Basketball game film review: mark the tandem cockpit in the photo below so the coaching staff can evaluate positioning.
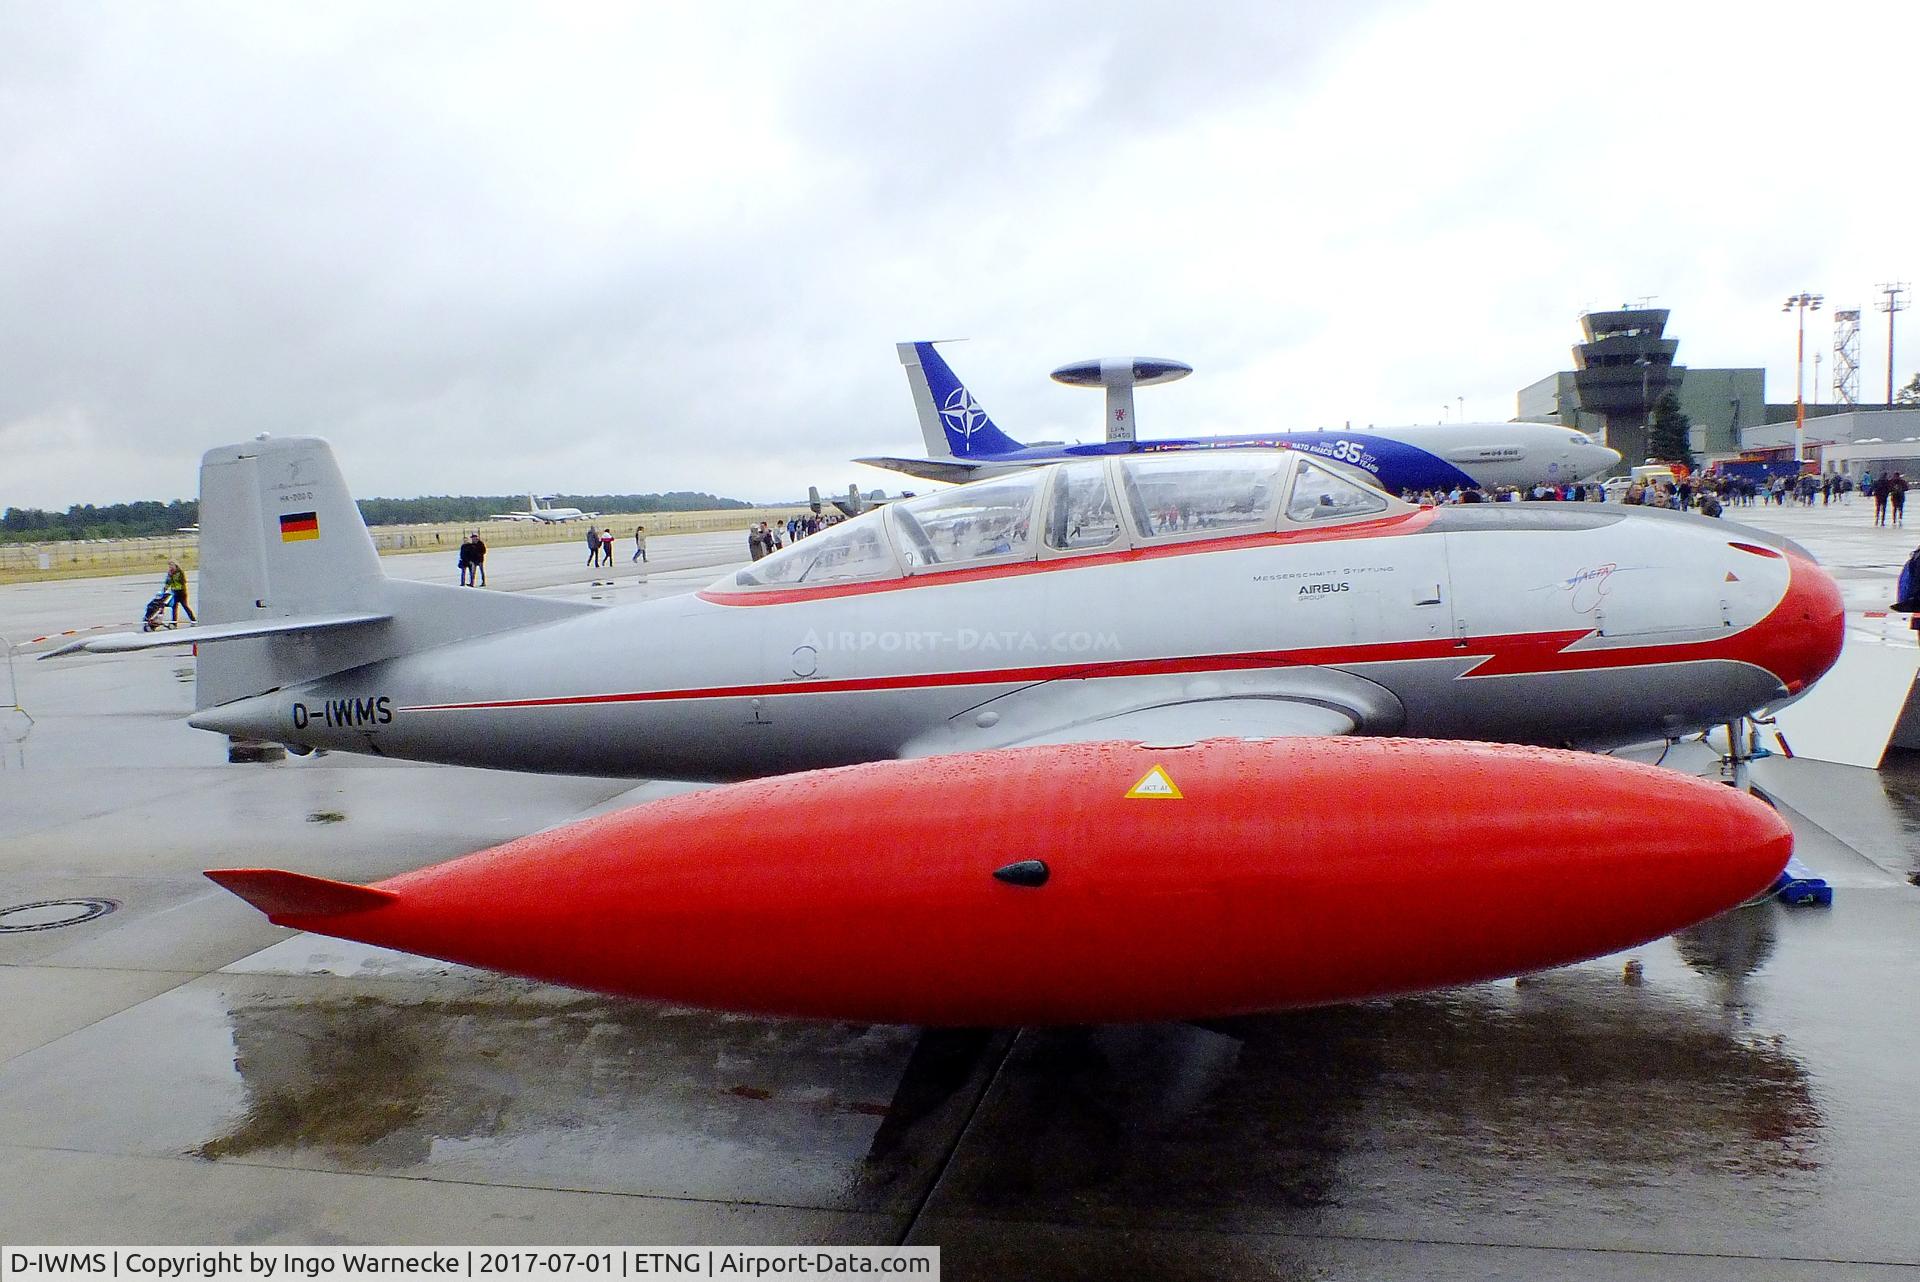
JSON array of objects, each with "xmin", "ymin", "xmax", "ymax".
[{"xmin": 711, "ymin": 449, "xmax": 1417, "ymax": 595}]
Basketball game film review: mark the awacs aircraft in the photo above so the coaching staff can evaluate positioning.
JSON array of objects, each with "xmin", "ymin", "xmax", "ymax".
[
  {"xmin": 857, "ymin": 341, "xmax": 1622, "ymax": 494},
  {"xmin": 55, "ymin": 436, "xmax": 1839, "ymax": 1026},
  {"xmin": 489, "ymin": 494, "xmax": 597, "ymax": 523}
]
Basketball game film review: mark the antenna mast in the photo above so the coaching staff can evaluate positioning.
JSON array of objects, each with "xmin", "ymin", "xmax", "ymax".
[{"xmin": 1832, "ymin": 309, "xmax": 1861, "ymax": 408}]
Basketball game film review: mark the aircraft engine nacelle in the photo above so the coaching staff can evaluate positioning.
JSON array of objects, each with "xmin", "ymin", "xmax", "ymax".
[{"xmin": 210, "ymin": 737, "xmax": 1789, "ymax": 1026}]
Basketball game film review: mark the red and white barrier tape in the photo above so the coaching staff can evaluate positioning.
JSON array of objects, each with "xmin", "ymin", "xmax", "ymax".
[{"xmin": 21, "ymin": 624, "xmax": 117, "ymax": 646}]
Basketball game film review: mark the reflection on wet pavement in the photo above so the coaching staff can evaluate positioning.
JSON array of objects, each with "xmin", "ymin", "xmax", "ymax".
[
  {"xmin": 929, "ymin": 971, "xmax": 1823, "ymax": 1239},
  {"xmin": 1874, "ymin": 749, "xmax": 1920, "ymax": 881},
  {"xmin": 195, "ymin": 981, "xmax": 1005, "ymax": 1215},
  {"xmin": 1673, "ymin": 901, "xmax": 1780, "ymax": 1012}
]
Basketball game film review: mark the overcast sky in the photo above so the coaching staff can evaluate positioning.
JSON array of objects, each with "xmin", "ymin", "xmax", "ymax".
[{"xmin": 4, "ymin": 0, "xmax": 1917, "ymax": 507}]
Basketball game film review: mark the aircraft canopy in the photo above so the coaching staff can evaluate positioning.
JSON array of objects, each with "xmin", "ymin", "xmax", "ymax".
[{"xmin": 720, "ymin": 449, "xmax": 1406, "ymax": 593}]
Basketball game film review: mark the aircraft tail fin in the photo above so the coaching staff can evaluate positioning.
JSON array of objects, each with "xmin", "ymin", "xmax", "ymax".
[
  {"xmin": 206, "ymin": 868, "xmax": 397, "ymax": 920},
  {"xmin": 896, "ymin": 341, "xmax": 1025, "ymax": 459},
  {"xmin": 188, "ymin": 436, "xmax": 591, "ymax": 710}
]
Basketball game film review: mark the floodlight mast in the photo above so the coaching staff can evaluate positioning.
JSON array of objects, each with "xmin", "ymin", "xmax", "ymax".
[
  {"xmin": 1878, "ymin": 283, "xmax": 1909, "ymax": 405},
  {"xmin": 1784, "ymin": 292, "xmax": 1824, "ymax": 463}
]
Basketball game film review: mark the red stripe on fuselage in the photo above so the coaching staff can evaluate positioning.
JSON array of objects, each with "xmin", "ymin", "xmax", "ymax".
[
  {"xmin": 697, "ymin": 508, "xmax": 1439, "ymax": 607},
  {"xmin": 398, "ymin": 622, "xmax": 1785, "ymax": 714}
]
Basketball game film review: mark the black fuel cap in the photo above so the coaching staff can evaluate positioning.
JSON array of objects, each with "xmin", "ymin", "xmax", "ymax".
[{"xmin": 992, "ymin": 860, "xmax": 1049, "ymax": 888}]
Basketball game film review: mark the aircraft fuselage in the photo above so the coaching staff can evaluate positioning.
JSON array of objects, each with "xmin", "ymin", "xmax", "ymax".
[{"xmin": 195, "ymin": 503, "xmax": 1841, "ymax": 779}]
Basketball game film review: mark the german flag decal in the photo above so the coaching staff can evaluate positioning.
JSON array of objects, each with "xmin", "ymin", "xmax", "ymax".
[{"xmin": 279, "ymin": 511, "xmax": 319, "ymax": 542}]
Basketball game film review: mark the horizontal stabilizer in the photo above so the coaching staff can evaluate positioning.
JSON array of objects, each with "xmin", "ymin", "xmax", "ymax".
[
  {"xmin": 205, "ymin": 868, "xmax": 398, "ymax": 919},
  {"xmin": 854, "ymin": 455, "xmax": 993, "ymax": 485},
  {"xmin": 43, "ymin": 610, "xmax": 392, "ymax": 659}
]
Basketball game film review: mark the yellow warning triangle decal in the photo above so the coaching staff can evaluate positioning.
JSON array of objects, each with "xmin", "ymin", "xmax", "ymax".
[
  {"xmin": 1125, "ymin": 764, "xmax": 1184, "ymax": 800},
  {"xmin": 1725, "ymin": 571, "xmax": 1740, "ymax": 582}
]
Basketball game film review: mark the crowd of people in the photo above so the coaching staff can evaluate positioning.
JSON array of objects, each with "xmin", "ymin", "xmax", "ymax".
[
  {"xmin": 582, "ymin": 524, "xmax": 650, "ymax": 568},
  {"xmin": 1724, "ymin": 473, "xmax": 1856, "ymax": 508},
  {"xmin": 1397, "ymin": 469, "xmax": 1911, "ymax": 524},
  {"xmin": 1400, "ymin": 479, "xmax": 1730, "ymax": 514},
  {"xmin": 1401, "ymin": 482, "xmax": 1611, "ymax": 506},
  {"xmin": 747, "ymin": 512, "xmax": 844, "ymax": 560}
]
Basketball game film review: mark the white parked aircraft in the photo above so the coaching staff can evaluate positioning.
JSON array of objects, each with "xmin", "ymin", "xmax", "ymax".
[{"xmin": 490, "ymin": 494, "xmax": 596, "ymax": 523}]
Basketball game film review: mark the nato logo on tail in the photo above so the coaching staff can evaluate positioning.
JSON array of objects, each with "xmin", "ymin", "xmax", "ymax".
[
  {"xmin": 909, "ymin": 342, "xmax": 1024, "ymax": 458},
  {"xmin": 941, "ymin": 387, "xmax": 991, "ymax": 443}
]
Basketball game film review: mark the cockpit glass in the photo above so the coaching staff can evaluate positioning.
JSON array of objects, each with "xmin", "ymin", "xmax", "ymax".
[
  {"xmin": 731, "ymin": 513, "xmax": 895, "ymax": 588},
  {"xmin": 890, "ymin": 472, "xmax": 1043, "ymax": 570},
  {"xmin": 1286, "ymin": 459, "xmax": 1389, "ymax": 522},
  {"xmin": 1043, "ymin": 461, "xmax": 1123, "ymax": 552},
  {"xmin": 1117, "ymin": 452, "xmax": 1286, "ymax": 538}
]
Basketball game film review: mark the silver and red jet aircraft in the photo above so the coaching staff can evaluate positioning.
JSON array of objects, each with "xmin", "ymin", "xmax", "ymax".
[{"xmin": 56, "ymin": 436, "xmax": 1843, "ymax": 1025}]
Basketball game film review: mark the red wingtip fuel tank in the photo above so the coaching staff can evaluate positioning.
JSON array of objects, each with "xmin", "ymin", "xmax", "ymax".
[{"xmin": 209, "ymin": 739, "xmax": 1792, "ymax": 1026}]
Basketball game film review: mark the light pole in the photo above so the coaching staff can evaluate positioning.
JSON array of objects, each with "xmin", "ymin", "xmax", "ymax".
[
  {"xmin": 1784, "ymin": 292, "xmax": 1824, "ymax": 463},
  {"xmin": 1636, "ymin": 355, "xmax": 1653, "ymax": 464}
]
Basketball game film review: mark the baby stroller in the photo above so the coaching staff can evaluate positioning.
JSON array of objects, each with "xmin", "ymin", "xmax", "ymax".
[{"xmin": 141, "ymin": 589, "xmax": 172, "ymax": 632}]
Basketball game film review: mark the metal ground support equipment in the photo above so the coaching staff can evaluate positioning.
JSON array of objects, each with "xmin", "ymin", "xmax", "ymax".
[{"xmin": 0, "ymin": 634, "xmax": 34, "ymax": 766}]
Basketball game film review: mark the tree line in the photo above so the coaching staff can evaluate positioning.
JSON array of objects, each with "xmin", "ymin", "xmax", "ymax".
[{"xmin": 0, "ymin": 493, "xmax": 756, "ymax": 543}]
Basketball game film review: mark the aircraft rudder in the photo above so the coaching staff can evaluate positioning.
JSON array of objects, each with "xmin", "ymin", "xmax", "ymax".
[
  {"xmin": 197, "ymin": 435, "xmax": 384, "ymax": 624},
  {"xmin": 898, "ymin": 340, "xmax": 1024, "ymax": 458},
  {"xmin": 194, "ymin": 435, "xmax": 386, "ymax": 708}
]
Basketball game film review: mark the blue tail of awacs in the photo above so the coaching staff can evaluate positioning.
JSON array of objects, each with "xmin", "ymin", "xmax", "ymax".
[
  {"xmin": 855, "ymin": 343, "xmax": 1034, "ymax": 483},
  {"xmin": 904, "ymin": 341, "xmax": 1026, "ymax": 457}
]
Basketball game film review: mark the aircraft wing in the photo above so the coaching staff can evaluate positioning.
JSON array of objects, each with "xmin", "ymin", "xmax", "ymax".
[
  {"xmin": 897, "ymin": 670, "xmax": 1392, "ymax": 759},
  {"xmin": 996, "ymin": 698, "xmax": 1357, "ymax": 747}
]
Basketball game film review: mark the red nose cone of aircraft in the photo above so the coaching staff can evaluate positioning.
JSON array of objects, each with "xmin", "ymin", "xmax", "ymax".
[
  {"xmin": 1759, "ymin": 551, "xmax": 1846, "ymax": 699},
  {"xmin": 209, "ymin": 739, "xmax": 1792, "ymax": 1026}
]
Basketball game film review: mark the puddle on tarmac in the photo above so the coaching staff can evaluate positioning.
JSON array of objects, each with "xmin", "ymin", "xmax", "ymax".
[
  {"xmin": 195, "ymin": 985, "xmax": 1001, "ymax": 1212},
  {"xmin": 935, "ymin": 966, "xmax": 1824, "ymax": 1233},
  {"xmin": 1875, "ymin": 748, "xmax": 1920, "ymax": 881}
]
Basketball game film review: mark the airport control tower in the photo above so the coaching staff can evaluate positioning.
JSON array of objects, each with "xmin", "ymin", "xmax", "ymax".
[{"xmin": 1571, "ymin": 308, "xmax": 1684, "ymax": 469}]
